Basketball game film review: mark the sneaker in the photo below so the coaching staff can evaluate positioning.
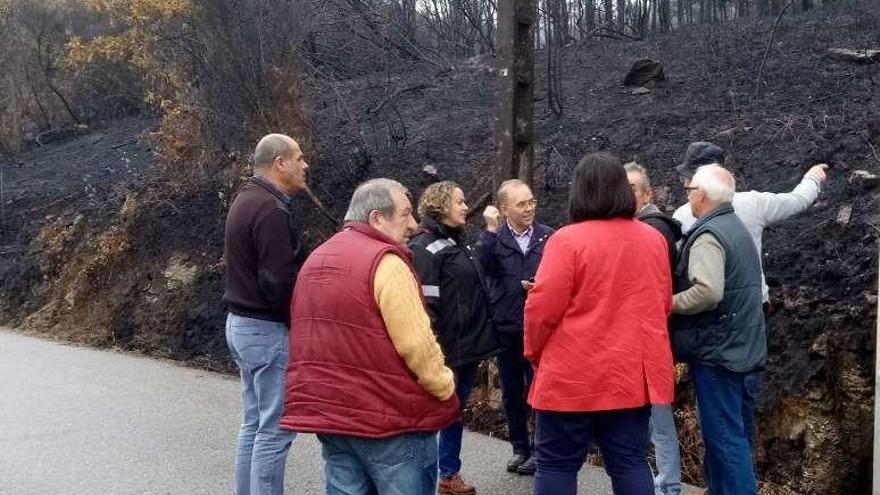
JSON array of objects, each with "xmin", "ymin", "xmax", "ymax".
[{"xmin": 438, "ymin": 474, "xmax": 477, "ymax": 495}]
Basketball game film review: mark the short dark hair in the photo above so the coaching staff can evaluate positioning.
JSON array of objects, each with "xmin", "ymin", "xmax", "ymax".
[{"xmin": 568, "ymin": 152, "xmax": 637, "ymax": 222}]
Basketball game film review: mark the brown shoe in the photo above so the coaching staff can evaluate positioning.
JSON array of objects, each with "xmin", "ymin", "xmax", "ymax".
[{"xmin": 438, "ymin": 474, "xmax": 476, "ymax": 495}]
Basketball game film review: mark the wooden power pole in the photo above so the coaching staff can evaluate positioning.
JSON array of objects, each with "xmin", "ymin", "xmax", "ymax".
[
  {"xmin": 874, "ymin": 248, "xmax": 880, "ymax": 494},
  {"xmin": 494, "ymin": 0, "xmax": 537, "ymax": 191}
]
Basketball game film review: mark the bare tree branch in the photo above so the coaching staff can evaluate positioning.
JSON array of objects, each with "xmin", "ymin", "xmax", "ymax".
[{"xmin": 754, "ymin": 0, "xmax": 795, "ymax": 99}]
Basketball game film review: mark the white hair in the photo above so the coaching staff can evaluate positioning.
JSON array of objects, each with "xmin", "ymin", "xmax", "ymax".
[
  {"xmin": 344, "ymin": 178, "xmax": 409, "ymax": 222},
  {"xmin": 691, "ymin": 164, "xmax": 735, "ymax": 203}
]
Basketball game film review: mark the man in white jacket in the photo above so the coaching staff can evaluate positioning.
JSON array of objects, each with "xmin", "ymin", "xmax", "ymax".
[{"xmin": 673, "ymin": 141, "xmax": 829, "ymax": 306}]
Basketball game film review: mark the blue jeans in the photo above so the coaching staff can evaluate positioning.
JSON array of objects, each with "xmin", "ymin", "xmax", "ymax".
[
  {"xmin": 743, "ymin": 371, "xmax": 760, "ymax": 451},
  {"xmin": 226, "ymin": 313, "xmax": 295, "ymax": 495},
  {"xmin": 497, "ymin": 332, "xmax": 534, "ymax": 456},
  {"xmin": 438, "ymin": 363, "xmax": 478, "ymax": 477},
  {"xmin": 534, "ymin": 407, "xmax": 654, "ymax": 495},
  {"xmin": 649, "ymin": 404, "xmax": 682, "ymax": 495},
  {"xmin": 318, "ymin": 432, "xmax": 439, "ymax": 495},
  {"xmin": 690, "ymin": 363, "xmax": 760, "ymax": 495}
]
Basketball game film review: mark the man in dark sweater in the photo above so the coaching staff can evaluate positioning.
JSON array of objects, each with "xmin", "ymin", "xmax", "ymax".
[
  {"xmin": 223, "ymin": 133, "xmax": 309, "ymax": 495},
  {"xmin": 625, "ymin": 162, "xmax": 684, "ymax": 495}
]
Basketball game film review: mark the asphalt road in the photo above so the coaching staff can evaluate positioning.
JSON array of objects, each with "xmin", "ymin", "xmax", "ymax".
[{"xmin": 0, "ymin": 329, "xmax": 619, "ymax": 494}]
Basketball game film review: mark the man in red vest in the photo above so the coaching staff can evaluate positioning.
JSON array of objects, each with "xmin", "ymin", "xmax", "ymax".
[{"xmin": 281, "ymin": 178, "xmax": 460, "ymax": 494}]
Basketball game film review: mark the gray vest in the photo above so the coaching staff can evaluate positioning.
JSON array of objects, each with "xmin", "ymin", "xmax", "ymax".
[{"xmin": 670, "ymin": 203, "xmax": 767, "ymax": 372}]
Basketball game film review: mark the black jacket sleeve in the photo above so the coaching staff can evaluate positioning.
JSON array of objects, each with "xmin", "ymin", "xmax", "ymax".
[
  {"xmin": 409, "ymin": 244, "xmax": 443, "ymax": 333},
  {"xmin": 475, "ymin": 230, "xmax": 500, "ymax": 277},
  {"xmin": 642, "ymin": 216, "xmax": 679, "ymax": 269}
]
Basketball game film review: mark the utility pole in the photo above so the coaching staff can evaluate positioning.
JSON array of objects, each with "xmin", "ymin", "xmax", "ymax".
[
  {"xmin": 873, "ymin": 249, "xmax": 880, "ymax": 494},
  {"xmin": 493, "ymin": 0, "xmax": 537, "ymax": 191}
]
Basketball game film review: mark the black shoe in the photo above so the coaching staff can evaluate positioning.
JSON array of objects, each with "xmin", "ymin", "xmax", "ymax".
[
  {"xmin": 506, "ymin": 454, "xmax": 529, "ymax": 473},
  {"xmin": 516, "ymin": 455, "xmax": 536, "ymax": 475}
]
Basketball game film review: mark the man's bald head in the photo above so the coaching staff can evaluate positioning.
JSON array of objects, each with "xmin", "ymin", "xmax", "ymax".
[
  {"xmin": 254, "ymin": 134, "xmax": 297, "ymax": 170},
  {"xmin": 252, "ymin": 133, "xmax": 309, "ymax": 195},
  {"xmin": 497, "ymin": 179, "xmax": 537, "ymax": 232},
  {"xmin": 497, "ymin": 179, "xmax": 531, "ymax": 205}
]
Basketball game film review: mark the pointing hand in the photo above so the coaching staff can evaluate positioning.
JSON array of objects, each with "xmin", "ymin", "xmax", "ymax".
[{"xmin": 807, "ymin": 163, "xmax": 829, "ymax": 183}]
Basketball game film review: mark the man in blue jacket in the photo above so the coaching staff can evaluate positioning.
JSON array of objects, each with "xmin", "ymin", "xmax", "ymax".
[{"xmin": 477, "ymin": 179, "xmax": 554, "ymax": 475}]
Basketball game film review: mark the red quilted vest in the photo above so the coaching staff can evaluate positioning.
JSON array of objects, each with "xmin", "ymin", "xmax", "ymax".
[{"xmin": 280, "ymin": 222, "xmax": 460, "ymax": 438}]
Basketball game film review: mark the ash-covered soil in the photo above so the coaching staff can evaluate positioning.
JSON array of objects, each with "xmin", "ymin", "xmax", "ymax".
[{"xmin": 1, "ymin": 1, "xmax": 878, "ymax": 492}]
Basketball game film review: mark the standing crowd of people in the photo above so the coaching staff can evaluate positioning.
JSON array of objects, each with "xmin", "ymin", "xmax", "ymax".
[{"xmin": 222, "ymin": 133, "xmax": 829, "ymax": 495}]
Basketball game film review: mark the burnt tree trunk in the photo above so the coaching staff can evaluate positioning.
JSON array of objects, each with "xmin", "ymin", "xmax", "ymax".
[
  {"xmin": 586, "ymin": 0, "xmax": 597, "ymax": 30},
  {"xmin": 494, "ymin": 0, "xmax": 537, "ymax": 189},
  {"xmin": 660, "ymin": 0, "xmax": 671, "ymax": 31}
]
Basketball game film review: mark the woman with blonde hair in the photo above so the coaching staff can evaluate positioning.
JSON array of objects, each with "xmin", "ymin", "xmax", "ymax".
[{"xmin": 410, "ymin": 181, "xmax": 500, "ymax": 495}]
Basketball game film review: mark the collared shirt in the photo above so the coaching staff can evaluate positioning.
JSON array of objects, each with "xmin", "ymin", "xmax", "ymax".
[
  {"xmin": 253, "ymin": 175, "xmax": 292, "ymax": 207},
  {"xmin": 508, "ymin": 220, "xmax": 534, "ymax": 253}
]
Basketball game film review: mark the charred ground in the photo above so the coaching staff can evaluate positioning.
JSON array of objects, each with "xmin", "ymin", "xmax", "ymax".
[{"xmin": 1, "ymin": 1, "xmax": 878, "ymax": 493}]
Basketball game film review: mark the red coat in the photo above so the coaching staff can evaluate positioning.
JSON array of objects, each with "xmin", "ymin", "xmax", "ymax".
[
  {"xmin": 281, "ymin": 222, "xmax": 460, "ymax": 438},
  {"xmin": 524, "ymin": 218, "xmax": 674, "ymax": 412}
]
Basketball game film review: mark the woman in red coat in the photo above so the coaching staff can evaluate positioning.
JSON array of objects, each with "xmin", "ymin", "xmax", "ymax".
[{"xmin": 524, "ymin": 152, "xmax": 674, "ymax": 495}]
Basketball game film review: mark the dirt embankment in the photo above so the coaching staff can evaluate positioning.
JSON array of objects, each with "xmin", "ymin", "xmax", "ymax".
[{"xmin": 1, "ymin": 1, "xmax": 878, "ymax": 493}]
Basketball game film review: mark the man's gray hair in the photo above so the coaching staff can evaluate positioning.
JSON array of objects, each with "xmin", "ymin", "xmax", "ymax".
[
  {"xmin": 623, "ymin": 162, "xmax": 651, "ymax": 191},
  {"xmin": 497, "ymin": 179, "xmax": 530, "ymax": 205},
  {"xmin": 691, "ymin": 164, "xmax": 736, "ymax": 203},
  {"xmin": 253, "ymin": 134, "xmax": 295, "ymax": 169},
  {"xmin": 344, "ymin": 178, "xmax": 409, "ymax": 222}
]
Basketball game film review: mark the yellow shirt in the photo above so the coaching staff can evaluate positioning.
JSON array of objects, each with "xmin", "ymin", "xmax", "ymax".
[{"xmin": 372, "ymin": 254, "xmax": 455, "ymax": 401}]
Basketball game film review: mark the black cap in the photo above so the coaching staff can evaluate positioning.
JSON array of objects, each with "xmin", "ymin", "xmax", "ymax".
[{"xmin": 676, "ymin": 142, "xmax": 726, "ymax": 178}]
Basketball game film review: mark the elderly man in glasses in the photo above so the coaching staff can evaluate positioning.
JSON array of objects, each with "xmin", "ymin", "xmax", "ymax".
[{"xmin": 477, "ymin": 179, "xmax": 554, "ymax": 476}]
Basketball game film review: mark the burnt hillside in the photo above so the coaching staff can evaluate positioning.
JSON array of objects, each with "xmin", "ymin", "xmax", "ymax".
[{"xmin": 1, "ymin": 0, "xmax": 878, "ymax": 492}]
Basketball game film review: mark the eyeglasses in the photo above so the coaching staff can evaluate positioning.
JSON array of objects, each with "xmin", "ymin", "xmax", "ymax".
[
  {"xmin": 513, "ymin": 199, "xmax": 538, "ymax": 208},
  {"xmin": 684, "ymin": 186, "xmax": 700, "ymax": 192}
]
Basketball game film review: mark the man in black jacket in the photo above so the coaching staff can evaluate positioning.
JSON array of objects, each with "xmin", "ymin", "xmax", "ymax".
[
  {"xmin": 476, "ymin": 179, "xmax": 554, "ymax": 476},
  {"xmin": 626, "ymin": 162, "xmax": 681, "ymax": 266},
  {"xmin": 223, "ymin": 133, "xmax": 309, "ymax": 495},
  {"xmin": 625, "ymin": 162, "xmax": 683, "ymax": 495}
]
